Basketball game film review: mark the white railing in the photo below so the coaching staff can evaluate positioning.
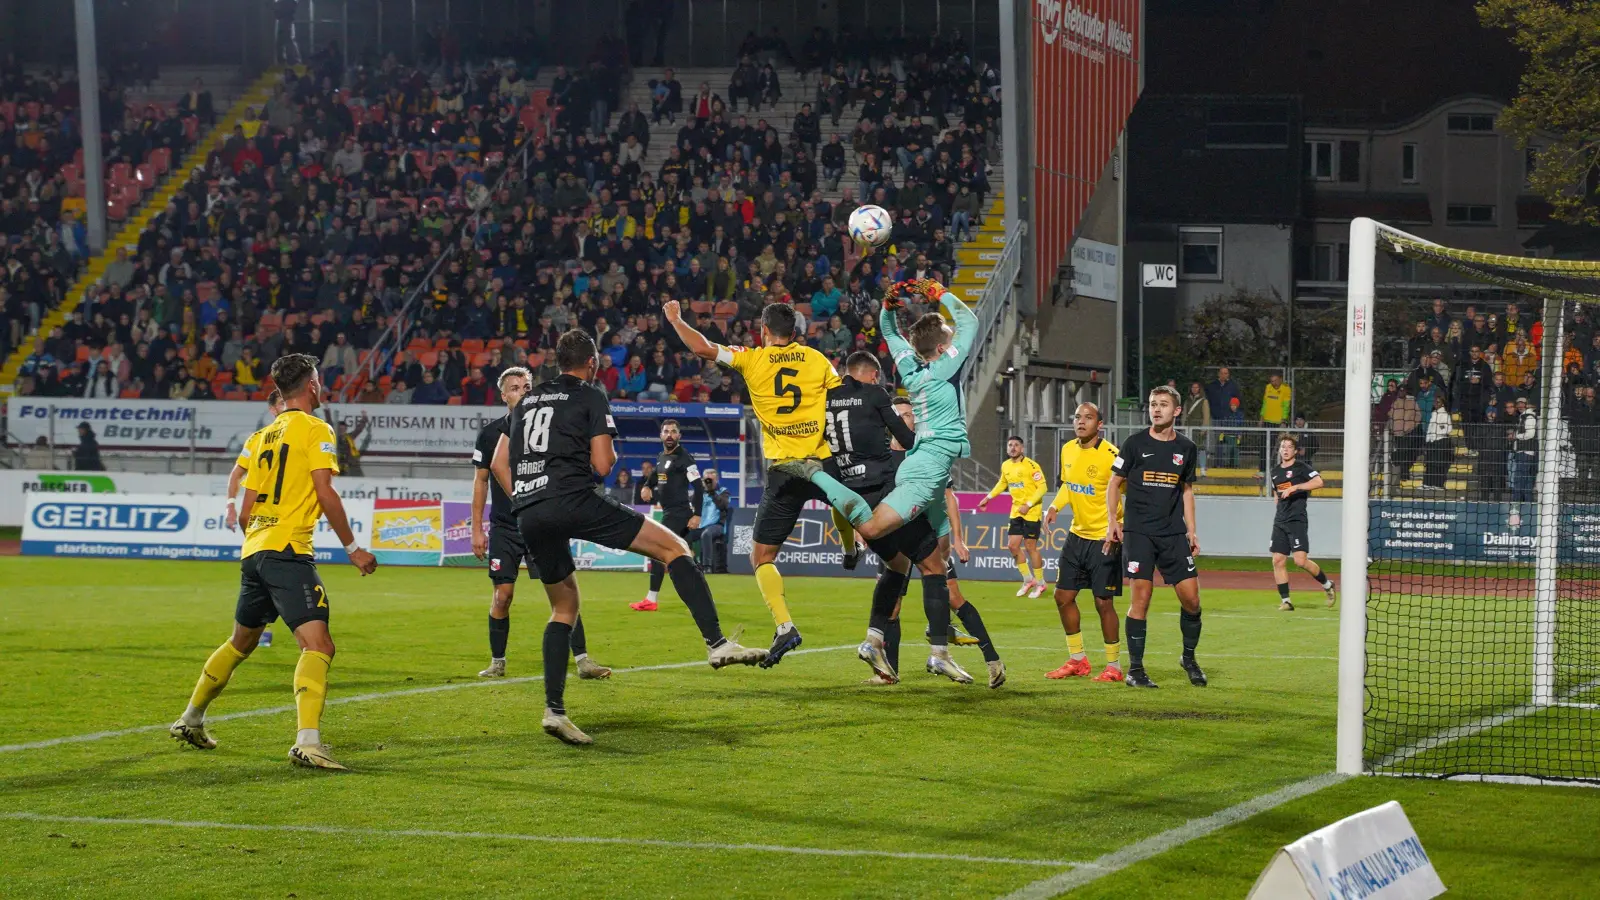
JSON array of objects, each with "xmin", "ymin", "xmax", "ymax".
[{"xmin": 961, "ymin": 222, "xmax": 1026, "ymax": 403}]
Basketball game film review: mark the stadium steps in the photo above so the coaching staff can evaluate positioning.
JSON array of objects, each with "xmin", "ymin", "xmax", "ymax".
[{"xmin": 0, "ymin": 68, "xmax": 281, "ymax": 393}]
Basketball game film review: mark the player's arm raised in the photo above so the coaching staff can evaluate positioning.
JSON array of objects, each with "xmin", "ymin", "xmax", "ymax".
[
  {"xmin": 313, "ymin": 470, "xmax": 376, "ymax": 575},
  {"xmin": 662, "ymin": 299, "xmax": 720, "ymax": 362}
]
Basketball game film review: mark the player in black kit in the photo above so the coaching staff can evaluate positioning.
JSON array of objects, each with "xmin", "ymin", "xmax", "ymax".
[
  {"xmin": 631, "ymin": 419, "xmax": 704, "ymax": 612},
  {"xmin": 1105, "ymin": 385, "xmax": 1206, "ymax": 689},
  {"xmin": 826, "ymin": 352, "xmax": 1005, "ymax": 688},
  {"xmin": 1268, "ymin": 434, "xmax": 1337, "ymax": 611},
  {"xmin": 471, "ymin": 367, "xmax": 610, "ymax": 680},
  {"xmin": 489, "ymin": 332, "xmax": 766, "ymax": 744}
]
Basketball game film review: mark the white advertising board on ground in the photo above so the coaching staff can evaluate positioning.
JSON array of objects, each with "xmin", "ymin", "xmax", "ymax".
[
  {"xmin": 0, "ymin": 470, "xmax": 474, "ymax": 527},
  {"xmin": 1248, "ymin": 801, "xmax": 1445, "ymax": 900}
]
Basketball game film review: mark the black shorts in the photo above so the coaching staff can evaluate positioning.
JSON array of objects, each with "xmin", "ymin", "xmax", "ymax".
[
  {"xmin": 854, "ymin": 482, "xmax": 940, "ymax": 565},
  {"xmin": 487, "ymin": 521, "xmax": 541, "ymax": 584},
  {"xmin": 1056, "ymin": 533, "xmax": 1122, "ymax": 597},
  {"xmin": 1123, "ymin": 532, "xmax": 1197, "ymax": 584},
  {"xmin": 1008, "ymin": 517, "xmax": 1041, "ymax": 540},
  {"xmin": 661, "ymin": 511, "xmax": 693, "ymax": 538},
  {"xmin": 517, "ymin": 490, "xmax": 646, "ymax": 584},
  {"xmin": 235, "ymin": 549, "xmax": 329, "ymax": 631},
  {"xmin": 753, "ymin": 465, "xmax": 827, "ymax": 547},
  {"xmin": 1270, "ymin": 522, "xmax": 1310, "ymax": 555}
]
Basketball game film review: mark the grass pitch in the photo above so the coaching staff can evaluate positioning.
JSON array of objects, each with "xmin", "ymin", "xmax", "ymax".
[{"xmin": 2, "ymin": 556, "xmax": 1597, "ymax": 899}]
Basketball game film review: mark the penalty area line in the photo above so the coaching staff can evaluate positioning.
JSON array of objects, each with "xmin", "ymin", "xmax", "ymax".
[
  {"xmin": 0, "ymin": 812, "xmax": 1079, "ymax": 869},
  {"xmin": 993, "ymin": 772, "xmax": 1350, "ymax": 900},
  {"xmin": 0, "ymin": 644, "xmax": 860, "ymax": 754}
]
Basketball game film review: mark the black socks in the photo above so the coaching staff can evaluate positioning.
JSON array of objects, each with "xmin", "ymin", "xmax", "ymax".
[
  {"xmin": 570, "ymin": 615, "xmax": 588, "ymax": 657},
  {"xmin": 885, "ymin": 618, "xmax": 901, "ymax": 674},
  {"xmin": 922, "ymin": 573, "xmax": 951, "ymax": 647},
  {"xmin": 1126, "ymin": 615, "xmax": 1147, "ymax": 671},
  {"xmin": 870, "ymin": 568, "xmax": 907, "ymax": 632},
  {"xmin": 649, "ymin": 559, "xmax": 667, "ymax": 592},
  {"xmin": 954, "ymin": 603, "xmax": 999, "ymax": 663},
  {"xmin": 489, "ymin": 614, "xmax": 510, "ymax": 658},
  {"xmin": 1277, "ymin": 582, "xmax": 1291, "ymax": 600},
  {"xmin": 1180, "ymin": 609, "xmax": 1202, "ymax": 661},
  {"xmin": 543, "ymin": 621, "xmax": 573, "ymax": 714},
  {"xmin": 668, "ymin": 556, "xmax": 724, "ymax": 645}
]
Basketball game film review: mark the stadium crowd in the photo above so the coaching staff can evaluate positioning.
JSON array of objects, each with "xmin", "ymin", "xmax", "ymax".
[{"xmin": 4, "ymin": 28, "xmax": 1002, "ymax": 410}]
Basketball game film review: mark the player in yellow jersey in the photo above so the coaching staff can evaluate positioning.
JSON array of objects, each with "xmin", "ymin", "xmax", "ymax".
[
  {"xmin": 170, "ymin": 354, "xmax": 378, "ymax": 770},
  {"xmin": 666, "ymin": 297, "xmax": 856, "ymax": 667},
  {"xmin": 1042, "ymin": 402, "xmax": 1125, "ymax": 682},
  {"xmin": 979, "ymin": 436, "xmax": 1048, "ymax": 598},
  {"xmin": 224, "ymin": 389, "xmax": 285, "ymax": 646}
]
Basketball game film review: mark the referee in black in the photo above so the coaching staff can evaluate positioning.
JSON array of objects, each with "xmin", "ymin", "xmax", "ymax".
[
  {"xmin": 632, "ymin": 419, "xmax": 704, "ymax": 612},
  {"xmin": 1105, "ymin": 385, "xmax": 1207, "ymax": 689}
]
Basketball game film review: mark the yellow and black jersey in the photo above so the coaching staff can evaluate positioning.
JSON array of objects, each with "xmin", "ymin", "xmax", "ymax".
[
  {"xmin": 988, "ymin": 456, "xmax": 1047, "ymax": 521},
  {"xmin": 716, "ymin": 341, "xmax": 841, "ymax": 461},
  {"xmin": 242, "ymin": 410, "xmax": 340, "ymax": 557},
  {"xmin": 1050, "ymin": 438, "xmax": 1122, "ymax": 541},
  {"xmin": 235, "ymin": 425, "xmax": 268, "ymax": 471}
]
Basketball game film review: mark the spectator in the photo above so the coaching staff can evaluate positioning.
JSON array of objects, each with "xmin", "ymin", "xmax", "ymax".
[
  {"xmin": 1260, "ymin": 372, "xmax": 1291, "ymax": 427},
  {"xmin": 386, "ymin": 378, "xmax": 413, "ymax": 404},
  {"xmin": 1510, "ymin": 397, "xmax": 1538, "ymax": 502},
  {"xmin": 1453, "ymin": 345, "xmax": 1494, "ymax": 422},
  {"xmin": 1387, "ymin": 386, "xmax": 1423, "ymax": 488},
  {"xmin": 73, "ymin": 423, "xmax": 104, "ymax": 472},
  {"xmin": 1422, "ymin": 402, "xmax": 1452, "ymax": 491},
  {"xmin": 412, "ymin": 369, "xmax": 450, "ymax": 404},
  {"xmin": 335, "ymin": 415, "xmax": 368, "ymax": 476},
  {"xmin": 617, "ymin": 354, "xmax": 647, "ymax": 398},
  {"xmin": 1205, "ymin": 367, "xmax": 1243, "ymax": 424},
  {"xmin": 1292, "ymin": 415, "xmax": 1319, "ymax": 464},
  {"xmin": 235, "ymin": 346, "xmax": 262, "ymax": 387},
  {"xmin": 634, "ymin": 460, "xmax": 656, "ymax": 503},
  {"xmin": 462, "ymin": 368, "xmax": 496, "ymax": 405},
  {"xmin": 609, "ymin": 468, "xmax": 635, "ymax": 505},
  {"xmin": 1215, "ymin": 395, "xmax": 1244, "ymax": 467},
  {"xmin": 1501, "ymin": 331, "xmax": 1539, "ymax": 386},
  {"xmin": 1469, "ymin": 406, "xmax": 1509, "ymax": 500}
]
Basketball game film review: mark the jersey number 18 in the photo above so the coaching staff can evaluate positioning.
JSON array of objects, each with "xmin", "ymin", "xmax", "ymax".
[{"xmin": 522, "ymin": 406, "xmax": 555, "ymax": 452}]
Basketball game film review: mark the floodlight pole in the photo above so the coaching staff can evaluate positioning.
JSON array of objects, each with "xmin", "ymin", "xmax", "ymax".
[{"xmin": 74, "ymin": 0, "xmax": 107, "ymax": 252}]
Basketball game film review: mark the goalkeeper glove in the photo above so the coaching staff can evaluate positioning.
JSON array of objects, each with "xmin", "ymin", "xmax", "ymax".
[
  {"xmin": 882, "ymin": 281, "xmax": 910, "ymax": 310},
  {"xmin": 906, "ymin": 278, "xmax": 946, "ymax": 301}
]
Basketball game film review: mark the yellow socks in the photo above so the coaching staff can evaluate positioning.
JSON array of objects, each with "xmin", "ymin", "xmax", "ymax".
[
  {"xmin": 1018, "ymin": 561, "xmax": 1034, "ymax": 583},
  {"xmin": 185, "ymin": 640, "xmax": 248, "ymax": 720},
  {"xmin": 1066, "ymin": 632, "xmax": 1086, "ymax": 660},
  {"xmin": 293, "ymin": 650, "xmax": 332, "ymax": 744},
  {"xmin": 1104, "ymin": 641, "xmax": 1122, "ymax": 670},
  {"xmin": 831, "ymin": 508, "xmax": 858, "ymax": 555},
  {"xmin": 754, "ymin": 563, "xmax": 793, "ymax": 628}
]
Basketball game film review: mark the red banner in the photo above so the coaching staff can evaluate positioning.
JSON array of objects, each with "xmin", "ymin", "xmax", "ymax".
[{"xmin": 1029, "ymin": 0, "xmax": 1142, "ymax": 298}]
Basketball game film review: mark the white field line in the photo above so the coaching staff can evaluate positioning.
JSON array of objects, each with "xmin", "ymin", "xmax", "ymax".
[
  {"xmin": 0, "ymin": 812, "xmax": 1080, "ymax": 868},
  {"xmin": 996, "ymin": 678, "xmax": 1600, "ymax": 898},
  {"xmin": 0, "ymin": 644, "xmax": 859, "ymax": 754},
  {"xmin": 992, "ymin": 773, "xmax": 1350, "ymax": 900}
]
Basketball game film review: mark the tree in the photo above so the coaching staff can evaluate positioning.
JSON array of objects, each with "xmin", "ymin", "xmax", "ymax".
[{"xmin": 1479, "ymin": 0, "xmax": 1600, "ymax": 225}]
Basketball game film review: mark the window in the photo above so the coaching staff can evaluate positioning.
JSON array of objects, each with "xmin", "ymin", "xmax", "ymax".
[
  {"xmin": 1446, "ymin": 113, "xmax": 1496, "ymax": 133},
  {"xmin": 1446, "ymin": 204, "xmax": 1496, "ymax": 226},
  {"xmin": 1401, "ymin": 143, "xmax": 1419, "ymax": 183},
  {"xmin": 1338, "ymin": 140, "xmax": 1361, "ymax": 183},
  {"xmin": 1303, "ymin": 140, "xmax": 1334, "ymax": 181},
  {"xmin": 1295, "ymin": 243, "xmax": 1348, "ymax": 283},
  {"xmin": 1178, "ymin": 228, "xmax": 1223, "ymax": 280}
]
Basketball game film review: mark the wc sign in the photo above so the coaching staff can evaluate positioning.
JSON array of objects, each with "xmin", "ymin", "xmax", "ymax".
[{"xmin": 1142, "ymin": 263, "xmax": 1177, "ymax": 288}]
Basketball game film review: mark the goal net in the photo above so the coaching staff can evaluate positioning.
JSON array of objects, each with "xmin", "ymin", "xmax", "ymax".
[{"xmin": 1338, "ymin": 218, "xmax": 1600, "ymax": 785}]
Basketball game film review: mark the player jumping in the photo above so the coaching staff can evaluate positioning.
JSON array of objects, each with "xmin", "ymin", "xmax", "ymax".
[
  {"xmin": 1104, "ymin": 385, "xmax": 1206, "ymax": 689},
  {"xmin": 490, "ymin": 332, "xmax": 765, "ymax": 744},
  {"xmin": 631, "ymin": 419, "xmax": 704, "ymax": 612},
  {"xmin": 1268, "ymin": 434, "xmax": 1337, "ymax": 611},
  {"xmin": 824, "ymin": 351, "xmax": 1002, "ymax": 687},
  {"xmin": 170, "ymin": 354, "xmax": 378, "ymax": 770},
  {"xmin": 664, "ymin": 298, "xmax": 845, "ymax": 668},
  {"xmin": 471, "ymin": 366, "xmax": 610, "ymax": 679},
  {"xmin": 979, "ymin": 435, "xmax": 1048, "ymax": 598},
  {"xmin": 786, "ymin": 278, "xmax": 993, "ymax": 683},
  {"xmin": 1041, "ymin": 402, "xmax": 1125, "ymax": 682},
  {"xmin": 224, "ymin": 389, "xmax": 285, "ymax": 647}
]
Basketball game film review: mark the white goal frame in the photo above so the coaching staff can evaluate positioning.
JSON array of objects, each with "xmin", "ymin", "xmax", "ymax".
[{"xmin": 1336, "ymin": 217, "xmax": 1566, "ymax": 777}]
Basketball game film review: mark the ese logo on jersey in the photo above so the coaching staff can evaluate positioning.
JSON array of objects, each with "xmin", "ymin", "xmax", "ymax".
[
  {"xmin": 1126, "ymin": 560, "xmax": 1141, "ymax": 574},
  {"xmin": 490, "ymin": 558, "xmax": 502, "ymax": 572},
  {"xmin": 1172, "ymin": 454, "xmax": 1185, "ymax": 466}
]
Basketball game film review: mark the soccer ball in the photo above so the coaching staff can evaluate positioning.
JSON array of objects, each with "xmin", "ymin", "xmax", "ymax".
[{"xmin": 848, "ymin": 204, "xmax": 893, "ymax": 247}]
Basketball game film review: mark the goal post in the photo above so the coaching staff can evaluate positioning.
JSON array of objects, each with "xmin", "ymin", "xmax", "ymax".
[{"xmin": 1337, "ymin": 217, "xmax": 1600, "ymax": 784}]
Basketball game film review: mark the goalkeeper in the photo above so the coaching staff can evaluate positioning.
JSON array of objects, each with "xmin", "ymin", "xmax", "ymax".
[{"xmin": 777, "ymin": 277, "xmax": 978, "ymax": 663}]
